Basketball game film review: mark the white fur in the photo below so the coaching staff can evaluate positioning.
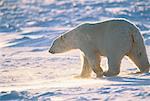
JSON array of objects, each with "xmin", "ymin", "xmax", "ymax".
[{"xmin": 49, "ymin": 19, "xmax": 149, "ymax": 77}]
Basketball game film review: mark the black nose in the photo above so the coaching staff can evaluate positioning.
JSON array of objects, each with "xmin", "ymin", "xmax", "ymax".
[{"xmin": 49, "ymin": 50, "xmax": 55, "ymax": 54}]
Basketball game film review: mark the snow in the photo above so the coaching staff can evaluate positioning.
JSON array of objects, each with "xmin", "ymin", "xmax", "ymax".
[{"xmin": 0, "ymin": 0, "xmax": 150, "ymax": 100}]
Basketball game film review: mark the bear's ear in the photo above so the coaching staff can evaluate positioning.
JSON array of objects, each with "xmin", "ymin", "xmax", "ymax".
[
  {"xmin": 60, "ymin": 36, "xmax": 63, "ymax": 39},
  {"xmin": 60, "ymin": 36, "xmax": 64, "ymax": 41}
]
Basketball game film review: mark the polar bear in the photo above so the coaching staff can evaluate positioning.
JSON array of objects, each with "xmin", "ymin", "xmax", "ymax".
[{"xmin": 49, "ymin": 19, "xmax": 149, "ymax": 77}]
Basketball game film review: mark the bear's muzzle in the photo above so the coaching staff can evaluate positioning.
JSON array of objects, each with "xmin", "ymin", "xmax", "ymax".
[{"xmin": 49, "ymin": 50, "xmax": 55, "ymax": 54}]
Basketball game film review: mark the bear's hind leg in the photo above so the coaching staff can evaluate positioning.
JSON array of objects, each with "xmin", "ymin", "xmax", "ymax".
[
  {"xmin": 104, "ymin": 55, "xmax": 123, "ymax": 77},
  {"xmin": 80, "ymin": 55, "xmax": 92, "ymax": 78},
  {"xmin": 127, "ymin": 50, "xmax": 149, "ymax": 73}
]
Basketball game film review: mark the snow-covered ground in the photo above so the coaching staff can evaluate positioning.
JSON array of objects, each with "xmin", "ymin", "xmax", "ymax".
[{"xmin": 0, "ymin": 0, "xmax": 150, "ymax": 100}]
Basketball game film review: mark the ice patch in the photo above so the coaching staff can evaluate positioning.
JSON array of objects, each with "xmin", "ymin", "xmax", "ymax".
[
  {"xmin": 8, "ymin": 36, "xmax": 51, "ymax": 47},
  {"xmin": 0, "ymin": 91, "xmax": 29, "ymax": 100}
]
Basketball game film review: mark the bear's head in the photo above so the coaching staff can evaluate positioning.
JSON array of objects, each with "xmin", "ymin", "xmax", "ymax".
[
  {"xmin": 49, "ymin": 27, "xmax": 81, "ymax": 54},
  {"xmin": 49, "ymin": 35, "xmax": 71, "ymax": 54}
]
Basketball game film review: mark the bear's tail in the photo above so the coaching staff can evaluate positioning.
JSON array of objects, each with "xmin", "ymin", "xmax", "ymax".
[{"xmin": 128, "ymin": 26, "xmax": 150, "ymax": 73}]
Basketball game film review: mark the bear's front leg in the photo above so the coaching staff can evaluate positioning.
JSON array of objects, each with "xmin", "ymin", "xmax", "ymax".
[
  {"xmin": 80, "ymin": 55, "xmax": 92, "ymax": 78},
  {"xmin": 104, "ymin": 55, "xmax": 123, "ymax": 77},
  {"xmin": 85, "ymin": 51, "xmax": 103, "ymax": 78}
]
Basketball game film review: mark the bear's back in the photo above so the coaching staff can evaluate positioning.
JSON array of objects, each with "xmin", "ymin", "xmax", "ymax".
[{"xmin": 77, "ymin": 19, "xmax": 137, "ymax": 56}]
